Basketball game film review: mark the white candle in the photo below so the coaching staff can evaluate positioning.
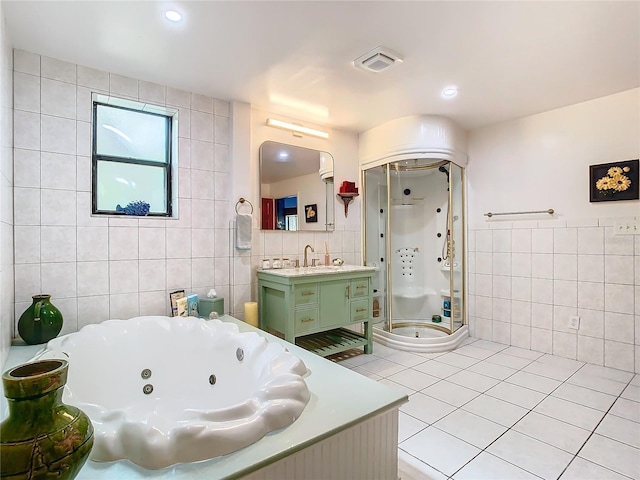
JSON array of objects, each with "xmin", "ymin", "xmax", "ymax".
[{"xmin": 244, "ymin": 302, "xmax": 258, "ymax": 328}]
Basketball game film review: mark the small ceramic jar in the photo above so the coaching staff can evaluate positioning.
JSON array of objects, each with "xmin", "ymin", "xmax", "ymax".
[{"xmin": 262, "ymin": 259, "xmax": 271, "ymax": 269}]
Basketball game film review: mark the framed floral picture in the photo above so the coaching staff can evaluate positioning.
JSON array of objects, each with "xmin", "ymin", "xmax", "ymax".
[
  {"xmin": 305, "ymin": 204, "xmax": 318, "ymax": 223},
  {"xmin": 589, "ymin": 159, "xmax": 639, "ymax": 202}
]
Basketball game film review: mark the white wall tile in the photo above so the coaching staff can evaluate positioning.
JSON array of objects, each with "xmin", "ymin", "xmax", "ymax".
[
  {"xmin": 214, "ymin": 115, "xmax": 229, "ymax": 144},
  {"xmin": 511, "ymin": 300, "xmax": 531, "ymax": 326},
  {"xmin": 604, "ymin": 284, "xmax": 635, "ymax": 314},
  {"xmin": 190, "ymin": 169, "xmax": 214, "ymax": 199},
  {"xmin": 531, "ymin": 253, "xmax": 553, "ymax": 279},
  {"xmin": 192, "ymin": 228, "xmax": 215, "ymax": 258},
  {"xmin": 41, "ymin": 152, "xmax": 76, "ymax": 190},
  {"xmin": 14, "ymin": 149, "xmax": 40, "ymax": 188},
  {"xmin": 109, "ymin": 260, "xmax": 139, "ymax": 294},
  {"xmin": 532, "ymin": 229, "xmax": 553, "ymax": 253},
  {"xmin": 492, "ymin": 320, "xmax": 510, "ymax": 344},
  {"xmin": 76, "ymin": 156, "xmax": 90, "ymax": 192},
  {"xmin": 531, "ymin": 303, "xmax": 553, "ymax": 330},
  {"xmin": 138, "ymin": 259, "xmax": 166, "ymax": 292},
  {"xmin": 510, "ymin": 324, "xmax": 530, "ymax": 349},
  {"xmin": 14, "ymin": 72, "xmax": 40, "ymax": 112},
  {"xmin": 512, "ymin": 277, "xmax": 531, "ymax": 302},
  {"xmin": 41, "ymin": 78, "xmax": 76, "ymax": 118},
  {"xmin": 77, "ymin": 295, "xmax": 110, "ymax": 328},
  {"xmin": 578, "ymin": 227, "xmax": 604, "ymax": 254},
  {"xmin": 554, "ymin": 228, "xmax": 578, "ymax": 254},
  {"xmin": 492, "ymin": 230, "xmax": 511, "ymax": 253},
  {"xmin": 41, "ymin": 56, "xmax": 76, "ymax": 83},
  {"xmin": 139, "ymin": 291, "xmax": 167, "ymax": 316},
  {"xmin": 14, "ymin": 110, "xmax": 41, "ymax": 150},
  {"xmin": 578, "ymin": 282, "xmax": 604, "ymax": 311},
  {"xmin": 138, "ymin": 227, "xmax": 166, "ymax": 259},
  {"xmin": 191, "ymin": 199, "xmax": 214, "ymax": 229},
  {"xmin": 577, "ymin": 335, "xmax": 604, "ymax": 366},
  {"xmin": 14, "ymin": 263, "xmax": 41, "ymax": 303},
  {"xmin": 475, "ymin": 274, "xmax": 492, "ymax": 296},
  {"xmin": 41, "ymin": 115, "xmax": 76, "ymax": 154},
  {"xmin": 604, "ymin": 255, "xmax": 635, "ymax": 285},
  {"xmin": 14, "ymin": 226, "xmax": 40, "ymax": 264},
  {"xmin": 77, "ymin": 261, "xmax": 109, "ymax": 296},
  {"xmin": 491, "ymin": 298, "xmax": 510, "ymax": 322},
  {"xmin": 138, "ymin": 81, "xmax": 165, "ymax": 104},
  {"xmin": 554, "ymin": 254, "xmax": 577, "ymax": 281},
  {"xmin": 553, "ymin": 305, "xmax": 577, "ymax": 333},
  {"xmin": 14, "ymin": 187, "xmax": 40, "ymax": 225},
  {"xmin": 553, "ymin": 331, "xmax": 577, "ymax": 359},
  {"xmin": 577, "ymin": 308, "xmax": 604, "ymax": 338},
  {"xmin": 178, "ymin": 168, "xmax": 191, "ymax": 198},
  {"xmin": 166, "ymin": 88, "xmax": 191, "ymax": 108},
  {"xmin": 604, "ymin": 227, "xmax": 634, "ymax": 255},
  {"xmin": 554, "ymin": 280, "xmax": 577, "ymax": 308},
  {"xmin": 76, "ymin": 120, "xmax": 90, "ymax": 156},
  {"xmin": 190, "ymin": 140, "xmax": 214, "ymax": 171},
  {"xmin": 511, "ymin": 229, "xmax": 531, "ymax": 253},
  {"xmin": 166, "ymin": 258, "xmax": 191, "ymax": 291},
  {"xmin": 177, "ymin": 107, "xmax": 190, "ymax": 138},
  {"xmin": 191, "ymin": 93, "xmax": 213, "ymax": 113},
  {"xmin": 41, "ymin": 189, "xmax": 76, "ymax": 225},
  {"xmin": 55, "ymin": 297, "xmax": 78, "ymax": 336},
  {"xmin": 190, "ymin": 111, "xmax": 213, "ymax": 142},
  {"xmin": 14, "ymin": 50, "xmax": 40, "ymax": 76},
  {"xmin": 77, "ymin": 65, "xmax": 109, "ymax": 90},
  {"xmin": 109, "ymin": 293, "xmax": 139, "ymax": 320},
  {"xmin": 109, "ymin": 226, "xmax": 139, "ymax": 260},
  {"xmin": 604, "ymin": 313, "xmax": 635, "ymax": 344},
  {"xmin": 531, "ymin": 327, "xmax": 553, "ymax": 354},
  {"xmin": 532, "ymin": 278, "xmax": 553, "ymax": 304},
  {"xmin": 214, "ymin": 257, "xmax": 230, "ymax": 287},
  {"xmin": 214, "ymin": 144, "xmax": 230, "ymax": 173},
  {"xmin": 41, "ymin": 226, "xmax": 76, "ymax": 262},
  {"xmin": 75, "ymin": 86, "xmax": 93, "ymax": 122},
  {"xmin": 109, "ymin": 74, "xmax": 138, "ymax": 98},
  {"xmin": 492, "ymin": 253, "xmax": 511, "ymax": 276},
  {"xmin": 578, "ymin": 255, "xmax": 604, "ymax": 282},
  {"xmin": 41, "ymin": 261, "xmax": 76, "ymax": 298},
  {"xmin": 192, "ymin": 257, "xmax": 215, "ymax": 287},
  {"xmin": 166, "ymin": 228, "xmax": 191, "ymax": 259},
  {"xmin": 77, "ymin": 226, "xmax": 108, "ymax": 261},
  {"xmin": 511, "ymin": 253, "xmax": 531, "ymax": 277},
  {"xmin": 604, "ymin": 340, "xmax": 635, "ymax": 371},
  {"xmin": 214, "ymin": 172, "xmax": 230, "ymax": 201},
  {"xmin": 214, "ymin": 99, "xmax": 230, "ymax": 117}
]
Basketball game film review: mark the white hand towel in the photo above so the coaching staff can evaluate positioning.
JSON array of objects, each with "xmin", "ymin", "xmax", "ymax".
[{"xmin": 235, "ymin": 213, "xmax": 252, "ymax": 250}]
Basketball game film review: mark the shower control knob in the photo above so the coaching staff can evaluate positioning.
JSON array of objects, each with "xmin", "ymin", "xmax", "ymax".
[
  {"xmin": 437, "ymin": 257, "xmax": 442, "ymax": 262},
  {"xmin": 437, "ymin": 233, "xmax": 442, "ymax": 237},
  {"xmin": 437, "ymin": 208, "xmax": 441, "ymax": 213},
  {"xmin": 380, "ymin": 209, "xmax": 384, "ymax": 214},
  {"xmin": 380, "ymin": 233, "xmax": 384, "ymax": 238},
  {"xmin": 380, "ymin": 257, "xmax": 384, "ymax": 262}
]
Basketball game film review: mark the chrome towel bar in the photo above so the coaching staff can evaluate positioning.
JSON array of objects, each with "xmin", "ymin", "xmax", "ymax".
[{"xmin": 484, "ymin": 208, "xmax": 554, "ymax": 218}]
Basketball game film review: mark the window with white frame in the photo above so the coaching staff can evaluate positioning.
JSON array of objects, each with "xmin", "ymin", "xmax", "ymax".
[{"xmin": 92, "ymin": 94, "xmax": 178, "ymax": 216}]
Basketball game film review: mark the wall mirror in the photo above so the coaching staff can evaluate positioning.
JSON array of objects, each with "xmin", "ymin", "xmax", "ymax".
[{"xmin": 259, "ymin": 141, "xmax": 335, "ymax": 231}]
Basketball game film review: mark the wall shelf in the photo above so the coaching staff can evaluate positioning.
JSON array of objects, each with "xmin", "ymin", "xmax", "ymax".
[{"xmin": 337, "ymin": 192, "xmax": 359, "ymax": 217}]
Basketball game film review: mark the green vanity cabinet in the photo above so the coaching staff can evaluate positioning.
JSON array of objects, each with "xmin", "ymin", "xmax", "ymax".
[{"xmin": 257, "ymin": 267, "xmax": 376, "ymax": 356}]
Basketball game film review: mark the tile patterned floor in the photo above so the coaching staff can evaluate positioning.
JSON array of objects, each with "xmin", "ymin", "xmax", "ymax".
[{"xmin": 330, "ymin": 337, "xmax": 640, "ymax": 480}]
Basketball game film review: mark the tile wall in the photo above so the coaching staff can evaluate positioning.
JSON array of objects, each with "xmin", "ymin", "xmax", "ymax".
[
  {"xmin": 11, "ymin": 49, "xmax": 234, "ymax": 335},
  {"xmin": 0, "ymin": 9, "xmax": 13, "ymax": 365},
  {"xmin": 467, "ymin": 218, "xmax": 640, "ymax": 373}
]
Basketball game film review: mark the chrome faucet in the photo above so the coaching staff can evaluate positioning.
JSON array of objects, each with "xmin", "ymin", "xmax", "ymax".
[{"xmin": 303, "ymin": 244, "xmax": 315, "ymax": 267}]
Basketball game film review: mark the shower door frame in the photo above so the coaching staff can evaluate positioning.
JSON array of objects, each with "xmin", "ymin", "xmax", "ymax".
[{"xmin": 361, "ymin": 160, "xmax": 466, "ymax": 336}]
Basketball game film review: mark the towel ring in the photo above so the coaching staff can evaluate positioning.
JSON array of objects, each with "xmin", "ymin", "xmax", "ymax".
[{"xmin": 235, "ymin": 197, "xmax": 254, "ymax": 214}]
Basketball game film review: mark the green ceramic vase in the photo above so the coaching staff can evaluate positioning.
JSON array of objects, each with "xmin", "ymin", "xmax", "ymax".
[
  {"xmin": 18, "ymin": 295, "xmax": 63, "ymax": 345},
  {"xmin": 0, "ymin": 360, "xmax": 94, "ymax": 480}
]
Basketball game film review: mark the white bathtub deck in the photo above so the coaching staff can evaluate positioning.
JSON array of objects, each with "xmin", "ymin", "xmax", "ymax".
[{"xmin": 1, "ymin": 315, "xmax": 407, "ymax": 479}]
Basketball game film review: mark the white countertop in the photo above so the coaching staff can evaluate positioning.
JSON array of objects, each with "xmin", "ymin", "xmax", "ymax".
[
  {"xmin": 1, "ymin": 315, "xmax": 406, "ymax": 480},
  {"xmin": 258, "ymin": 264, "xmax": 377, "ymax": 278}
]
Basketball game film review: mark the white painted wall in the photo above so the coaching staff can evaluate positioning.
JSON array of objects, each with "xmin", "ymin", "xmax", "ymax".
[
  {"xmin": 466, "ymin": 89, "xmax": 640, "ymax": 372},
  {"xmin": 467, "ymin": 89, "xmax": 639, "ymax": 221},
  {"xmin": 0, "ymin": 6, "xmax": 13, "ymax": 367}
]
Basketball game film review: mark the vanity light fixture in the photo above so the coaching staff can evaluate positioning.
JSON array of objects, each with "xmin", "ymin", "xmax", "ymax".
[
  {"xmin": 165, "ymin": 10, "xmax": 182, "ymax": 22},
  {"xmin": 266, "ymin": 118, "xmax": 329, "ymax": 139},
  {"xmin": 442, "ymin": 86, "xmax": 458, "ymax": 98}
]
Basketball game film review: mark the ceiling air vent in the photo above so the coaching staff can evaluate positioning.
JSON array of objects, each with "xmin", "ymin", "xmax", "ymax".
[{"xmin": 354, "ymin": 46, "xmax": 403, "ymax": 73}]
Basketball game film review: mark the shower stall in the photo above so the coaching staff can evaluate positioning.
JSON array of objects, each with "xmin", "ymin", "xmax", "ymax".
[{"xmin": 359, "ymin": 115, "xmax": 468, "ymax": 352}]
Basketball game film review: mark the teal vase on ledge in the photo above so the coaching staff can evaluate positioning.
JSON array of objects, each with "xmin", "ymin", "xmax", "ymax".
[
  {"xmin": 18, "ymin": 295, "xmax": 63, "ymax": 345},
  {"xmin": 0, "ymin": 360, "xmax": 94, "ymax": 479}
]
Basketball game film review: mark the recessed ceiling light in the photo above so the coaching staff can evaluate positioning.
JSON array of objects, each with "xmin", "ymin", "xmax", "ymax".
[
  {"xmin": 278, "ymin": 151, "xmax": 289, "ymax": 160},
  {"xmin": 442, "ymin": 87, "xmax": 458, "ymax": 98},
  {"xmin": 165, "ymin": 10, "xmax": 182, "ymax": 22}
]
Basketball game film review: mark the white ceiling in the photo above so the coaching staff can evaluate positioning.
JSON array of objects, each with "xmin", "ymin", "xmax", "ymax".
[{"xmin": 4, "ymin": 1, "xmax": 639, "ymax": 133}]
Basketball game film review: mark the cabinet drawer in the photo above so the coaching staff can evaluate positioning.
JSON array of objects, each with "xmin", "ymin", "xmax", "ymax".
[
  {"xmin": 350, "ymin": 299, "xmax": 370, "ymax": 322},
  {"xmin": 294, "ymin": 308, "xmax": 318, "ymax": 333},
  {"xmin": 350, "ymin": 279, "xmax": 370, "ymax": 298},
  {"xmin": 294, "ymin": 285, "xmax": 318, "ymax": 305}
]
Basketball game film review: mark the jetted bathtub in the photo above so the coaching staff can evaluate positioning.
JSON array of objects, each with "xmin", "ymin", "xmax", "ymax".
[{"xmin": 33, "ymin": 315, "xmax": 311, "ymax": 470}]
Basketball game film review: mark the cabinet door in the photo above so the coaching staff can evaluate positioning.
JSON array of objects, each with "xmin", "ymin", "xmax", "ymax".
[
  {"xmin": 294, "ymin": 306, "xmax": 318, "ymax": 333},
  {"xmin": 350, "ymin": 299, "xmax": 370, "ymax": 322},
  {"xmin": 319, "ymin": 279, "xmax": 350, "ymax": 328},
  {"xmin": 294, "ymin": 284, "xmax": 318, "ymax": 306}
]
